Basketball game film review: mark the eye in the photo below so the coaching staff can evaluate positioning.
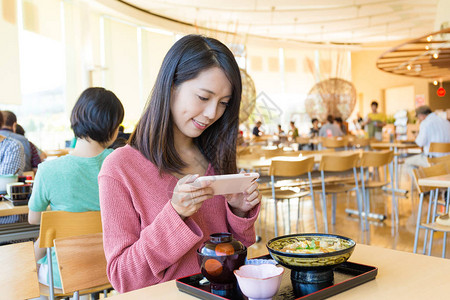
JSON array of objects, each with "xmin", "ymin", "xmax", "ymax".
[
  {"xmin": 197, "ymin": 95, "xmax": 208, "ymax": 101},
  {"xmin": 220, "ymin": 101, "xmax": 229, "ymax": 107}
]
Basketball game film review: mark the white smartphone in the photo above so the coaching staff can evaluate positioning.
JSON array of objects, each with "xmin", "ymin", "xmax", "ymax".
[{"xmin": 194, "ymin": 173, "xmax": 259, "ymax": 195}]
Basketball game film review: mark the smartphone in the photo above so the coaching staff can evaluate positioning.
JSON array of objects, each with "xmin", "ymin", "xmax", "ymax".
[{"xmin": 194, "ymin": 173, "xmax": 259, "ymax": 195}]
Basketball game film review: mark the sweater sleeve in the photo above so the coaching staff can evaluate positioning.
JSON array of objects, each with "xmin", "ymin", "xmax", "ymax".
[
  {"xmin": 225, "ymin": 200, "xmax": 260, "ymax": 248},
  {"xmin": 99, "ymin": 174, "xmax": 204, "ymax": 293}
]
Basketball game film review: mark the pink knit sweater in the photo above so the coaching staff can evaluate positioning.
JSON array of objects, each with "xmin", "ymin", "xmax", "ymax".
[{"xmin": 99, "ymin": 145, "xmax": 259, "ymax": 293}]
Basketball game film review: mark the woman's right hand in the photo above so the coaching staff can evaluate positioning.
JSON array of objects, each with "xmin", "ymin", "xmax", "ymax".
[{"xmin": 171, "ymin": 174, "xmax": 213, "ymax": 219}]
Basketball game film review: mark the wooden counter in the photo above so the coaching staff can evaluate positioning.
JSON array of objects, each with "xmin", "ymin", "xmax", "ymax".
[{"xmin": 110, "ymin": 244, "xmax": 450, "ymax": 299}]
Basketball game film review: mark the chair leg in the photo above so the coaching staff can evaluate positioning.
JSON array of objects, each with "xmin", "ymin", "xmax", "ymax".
[
  {"xmin": 287, "ymin": 198, "xmax": 291, "ymax": 235},
  {"xmin": 321, "ymin": 192, "xmax": 328, "ymax": 233},
  {"xmin": 331, "ymin": 193, "xmax": 337, "ymax": 225},
  {"xmin": 413, "ymin": 193, "xmax": 424, "ymax": 254},
  {"xmin": 274, "ymin": 199, "xmax": 278, "ymax": 237},
  {"xmin": 47, "ymin": 247, "xmax": 55, "ymax": 300},
  {"xmin": 428, "ymin": 189, "xmax": 439, "ymax": 255},
  {"xmin": 423, "ymin": 190, "xmax": 434, "ymax": 254},
  {"xmin": 442, "ymin": 233, "xmax": 447, "ymax": 259},
  {"xmin": 311, "ymin": 192, "xmax": 318, "ymax": 233}
]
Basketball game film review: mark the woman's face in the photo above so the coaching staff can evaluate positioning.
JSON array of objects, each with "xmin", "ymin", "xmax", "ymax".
[{"xmin": 170, "ymin": 67, "xmax": 232, "ymax": 139}]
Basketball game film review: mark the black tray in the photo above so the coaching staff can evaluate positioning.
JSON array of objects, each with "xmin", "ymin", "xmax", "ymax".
[
  {"xmin": 176, "ymin": 255, "xmax": 377, "ymax": 300},
  {"xmin": 2, "ymin": 195, "xmax": 29, "ymax": 206}
]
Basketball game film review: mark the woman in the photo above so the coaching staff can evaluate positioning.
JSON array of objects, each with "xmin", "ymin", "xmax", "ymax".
[
  {"xmin": 99, "ymin": 35, "xmax": 261, "ymax": 293},
  {"xmin": 28, "ymin": 87, "xmax": 124, "ymax": 289}
]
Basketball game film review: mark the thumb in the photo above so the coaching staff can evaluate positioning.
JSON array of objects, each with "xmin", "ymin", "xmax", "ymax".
[{"xmin": 178, "ymin": 174, "xmax": 199, "ymax": 185}]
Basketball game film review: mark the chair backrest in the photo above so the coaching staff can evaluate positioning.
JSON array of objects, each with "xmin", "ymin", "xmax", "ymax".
[
  {"xmin": 321, "ymin": 137, "xmax": 349, "ymax": 149},
  {"xmin": 54, "ymin": 232, "xmax": 109, "ymax": 294},
  {"xmin": 270, "ymin": 156, "xmax": 315, "ymax": 177},
  {"xmin": 429, "ymin": 142, "xmax": 450, "ymax": 154},
  {"xmin": 319, "ymin": 153, "xmax": 360, "ymax": 172},
  {"xmin": 295, "ymin": 136, "xmax": 310, "ymax": 144},
  {"xmin": 0, "ymin": 241, "xmax": 40, "ymax": 299},
  {"xmin": 262, "ymin": 148, "xmax": 285, "ymax": 158},
  {"xmin": 39, "ymin": 211, "xmax": 102, "ymax": 248},
  {"xmin": 360, "ymin": 150, "xmax": 394, "ymax": 168},
  {"xmin": 352, "ymin": 137, "xmax": 370, "ymax": 148},
  {"xmin": 413, "ymin": 163, "xmax": 448, "ymax": 193},
  {"xmin": 299, "ymin": 149, "xmax": 335, "ymax": 156},
  {"xmin": 428, "ymin": 154, "xmax": 450, "ymax": 165}
]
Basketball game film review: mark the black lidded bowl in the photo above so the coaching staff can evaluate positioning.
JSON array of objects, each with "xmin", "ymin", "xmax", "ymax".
[{"xmin": 197, "ymin": 233, "xmax": 247, "ymax": 286}]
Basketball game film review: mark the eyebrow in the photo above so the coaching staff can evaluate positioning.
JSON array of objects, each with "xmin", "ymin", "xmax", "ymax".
[{"xmin": 199, "ymin": 88, "xmax": 232, "ymax": 99}]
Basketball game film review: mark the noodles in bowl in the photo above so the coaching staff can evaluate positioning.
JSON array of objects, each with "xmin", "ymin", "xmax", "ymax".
[{"xmin": 267, "ymin": 233, "xmax": 355, "ymax": 270}]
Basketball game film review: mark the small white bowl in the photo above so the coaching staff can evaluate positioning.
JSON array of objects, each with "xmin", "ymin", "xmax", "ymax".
[{"xmin": 234, "ymin": 264, "xmax": 284, "ymax": 300}]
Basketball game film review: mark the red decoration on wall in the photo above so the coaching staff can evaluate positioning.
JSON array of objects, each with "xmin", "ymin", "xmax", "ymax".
[{"xmin": 437, "ymin": 87, "xmax": 446, "ymax": 97}]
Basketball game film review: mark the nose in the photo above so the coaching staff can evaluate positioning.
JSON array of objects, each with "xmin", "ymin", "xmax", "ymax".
[{"xmin": 203, "ymin": 100, "xmax": 218, "ymax": 120}]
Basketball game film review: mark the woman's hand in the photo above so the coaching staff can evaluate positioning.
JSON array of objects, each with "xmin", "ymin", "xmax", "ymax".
[
  {"xmin": 171, "ymin": 174, "xmax": 214, "ymax": 219},
  {"xmin": 225, "ymin": 179, "xmax": 261, "ymax": 218}
]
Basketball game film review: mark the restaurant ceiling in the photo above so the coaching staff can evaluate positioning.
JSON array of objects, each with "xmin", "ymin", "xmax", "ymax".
[
  {"xmin": 377, "ymin": 28, "xmax": 450, "ymax": 81},
  {"xmin": 119, "ymin": 0, "xmax": 439, "ymax": 45}
]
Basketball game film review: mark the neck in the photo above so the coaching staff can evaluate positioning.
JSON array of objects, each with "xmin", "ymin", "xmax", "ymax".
[
  {"xmin": 71, "ymin": 138, "xmax": 106, "ymax": 157},
  {"xmin": 173, "ymin": 130, "xmax": 196, "ymax": 154}
]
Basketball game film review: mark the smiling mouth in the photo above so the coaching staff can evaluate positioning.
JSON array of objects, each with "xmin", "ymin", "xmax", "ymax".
[{"xmin": 192, "ymin": 119, "xmax": 208, "ymax": 129}]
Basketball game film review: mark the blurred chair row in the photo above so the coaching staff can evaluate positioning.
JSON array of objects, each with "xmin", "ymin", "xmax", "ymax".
[
  {"xmin": 259, "ymin": 150, "xmax": 395, "ymax": 236},
  {"xmin": 0, "ymin": 211, "xmax": 110, "ymax": 300},
  {"xmin": 413, "ymin": 153, "xmax": 450, "ymax": 259}
]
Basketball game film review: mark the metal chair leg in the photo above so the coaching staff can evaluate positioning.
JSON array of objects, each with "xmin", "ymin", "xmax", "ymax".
[{"xmin": 413, "ymin": 193, "xmax": 424, "ymax": 253}]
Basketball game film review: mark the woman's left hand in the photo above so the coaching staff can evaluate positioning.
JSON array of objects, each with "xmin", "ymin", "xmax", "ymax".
[{"xmin": 225, "ymin": 180, "xmax": 261, "ymax": 218}]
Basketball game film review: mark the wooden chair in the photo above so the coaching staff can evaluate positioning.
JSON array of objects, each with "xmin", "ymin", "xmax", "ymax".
[
  {"xmin": 412, "ymin": 163, "xmax": 450, "ymax": 258},
  {"xmin": 0, "ymin": 241, "xmax": 40, "ymax": 299},
  {"xmin": 428, "ymin": 154, "xmax": 450, "ymax": 165},
  {"xmin": 54, "ymin": 232, "xmax": 110, "ymax": 300},
  {"xmin": 260, "ymin": 156, "xmax": 317, "ymax": 236},
  {"xmin": 351, "ymin": 137, "xmax": 371, "ymax": 150},
  {"xmin": 38, "ymin": 211, "xmax": 108, "ymax": 299},
  {"xmin": 358, "ymin": 150, "xmax": 395, "ymax": 231},
  {"xmin": 317, "ymin": 153, "xmax": 362, "ymax": 233},
  {"xmin": 321, "ymin": 136, "xmax": 349, "ymax": 150},
  {"xmin": 428, "ymin": 142, "xmax": 450, "ymax": 155}
]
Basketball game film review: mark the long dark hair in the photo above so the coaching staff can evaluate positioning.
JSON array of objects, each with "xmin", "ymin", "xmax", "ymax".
[{"xmin": 130, "ymin": 35, "xmax": 241, "ymax": 175}]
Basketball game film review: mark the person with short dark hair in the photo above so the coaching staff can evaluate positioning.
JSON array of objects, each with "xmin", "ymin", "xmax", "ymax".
[
  {"xmin": 288, "ymin": 121, "xmax": 299, "ymax": 140},
  {"xmin": 0, "ymin": 111, "xmax": 33, "ymax": 171},
  {"xmin": 319, "ymin": 115, "xmax": 343, "ymax": 137},
  {"xmin": 0, "ymin": 113, "xmax": 25, "ymax": 176},
  {"xmin": 252, "ymin": 120, "xmax": 263, "ymax": 137},
  {"xmin": 0, "ymin": 112, "xmax": 26, "ymax": 225},
  {"xmin": 404, "ymin": 105, "xmax": 450, "ymax": 175},
  {"xmin": 310, "ymin": 118, "xmax": 320, "ymax": 138},
  {"xmin": 98, "ymin": 35, "xmax": 261, "ymax": 293},
  {"xmin": 28, "ymin": 87, "xmax": 124, "ymax": 289},
  {"xmin": 362, "ymin": 101, "xmax": 385, "ymax": 139},
  {"xmin": 117, "ymin": 125, "xmax": 131, "ymax": 140}
]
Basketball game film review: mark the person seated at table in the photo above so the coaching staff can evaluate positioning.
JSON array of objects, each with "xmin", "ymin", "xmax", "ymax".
[
  {"xmin": 0, "ymin": 111, "xmax": 26, "ymax": 226},
  {"xmin": 252, "ymin": 120, "xmax": 264, "ymax": 137},
  {"xmin": 404, "ymin": 105, "xmax": 450, "ymax": 176},
  {"xmin": 27, "ymin": 87, "xmax": 124, "ymax": 290},
  {"xmin": 15, "ymin": 124, "xmax": 44, "ymax": 171},
  {"xmin": 334, "ymin": 117, "xmax": 347, "ymax": 135},
  {"xmin": 319, "ymin": 115, "xmax": 343, "ymax": 137},
  {"xmin": 275, "ymin": 124, "xmax": 287, "ymax": 145},
  {"xmin": 362, "ymin": 101, "xmax": 385, "ymax": 140},
  {"xmin": 310, "ymin": 118, "xmax": 320, "ymax": 138},
  {"xmin": 0, "ymin": 111, "xmax": 33, "ymax": 172},
  {"xmin": 288, "ymin": 121, "xmax": 299, "ymax": 141},
  {"xmin": 98, "ymin": 34, "xmax": 261, "ymax": 293}
]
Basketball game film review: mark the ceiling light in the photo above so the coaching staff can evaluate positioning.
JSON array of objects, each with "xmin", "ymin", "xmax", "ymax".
[
  {"xmin": 433, "ymin": 52, "xmax": 439, "ymax": 59},
  {"xmin": 406, "ymin": 65, "xmax": 411, "ymax": 70},
  {"xmin": 425, "ymin": 45, "xmax": 429, "ymax": 50},
  {"xmin": 427, "ymin": 35, "xmax": 433, "ymax": 42},
  {"xmin": 433, "ymin": 80, "xmax": 438, "ymax": 85},
  {"xmin": 414, "ymin": 65, "xmax": 422, "ymax": 73}
]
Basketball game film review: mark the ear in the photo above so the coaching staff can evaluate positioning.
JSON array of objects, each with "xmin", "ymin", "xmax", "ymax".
[{"xmin": 12, "ymin": 123, "xmax": 17, "ymax": 132}]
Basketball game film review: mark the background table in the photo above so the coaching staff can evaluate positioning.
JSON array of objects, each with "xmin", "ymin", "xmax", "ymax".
[
  {"xmin": 110, "ymin": 244, "xmax": 450, "ymax": 299},
  {"xmin": 0, "ymin": 200, "xmax": 29, "ymax": 217}
]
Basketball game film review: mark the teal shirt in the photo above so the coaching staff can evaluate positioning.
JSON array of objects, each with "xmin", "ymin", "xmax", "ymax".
[{"xmin": 28, "ymin": 148, "xmax": 113, "ymax": 288}]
